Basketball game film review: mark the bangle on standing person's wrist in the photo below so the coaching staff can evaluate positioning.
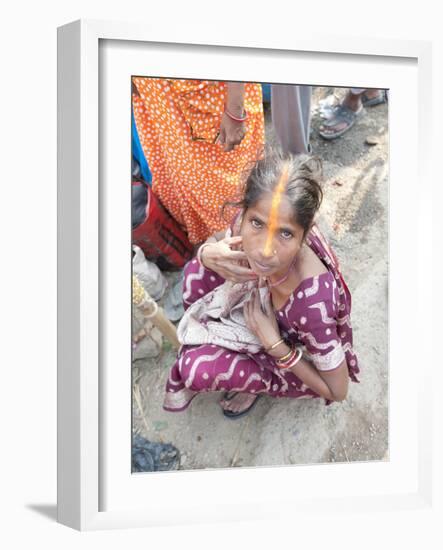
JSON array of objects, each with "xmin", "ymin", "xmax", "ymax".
[{"xmin": 224, "ymin": 107, "xmax": 248, "ymax": 123}]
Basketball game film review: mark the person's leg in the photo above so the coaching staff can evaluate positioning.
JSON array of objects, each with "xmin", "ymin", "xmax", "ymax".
[
  {"xmin": 359, "ymin": 88, "xmax": 387, "ymax": 106},
  {"xmin": 343, "ymin": 88, "xmax": 365, "ymax": 110},
  {"xmin": 163, "ymin": 354, "xmax": 198, "ymax": 412},
  {"xmin": 346, "ymin": 88, "xmax": 385, "ymax": 109},
  {"xmin": 271, "ymin": 84, "xmax": 312, "ymax": 154},
  {"xmin": 163, "ymin": 344, "xmax": 322, "ymax": 414},
  {"xmin": 318, "ymin": 88, "xmax": 364, "ymax": 139},
  {"xmin": 165, "ymin": 345, "xmax": 272, "ymax": 415},
  {"xmin": 221, "ymin": 352, "xmax": 322, "ymax": 412},
  {"xmin": 349, "ymin": 87, "xmax": 366, "ymax": 95},
  {"xmin": 319, "ymin": 88, "xmax": 386, "ymax": 139}
]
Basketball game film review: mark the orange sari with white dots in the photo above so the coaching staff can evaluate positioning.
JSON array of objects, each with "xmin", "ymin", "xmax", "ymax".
[{"xmin": 132, "ymin": 78, "xmax": 265, "ymax": 244}]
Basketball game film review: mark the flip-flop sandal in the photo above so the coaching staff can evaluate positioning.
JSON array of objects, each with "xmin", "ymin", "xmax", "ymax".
[
  {"xmin": 318, "ymin": 104, "xmax": 362, "ymax": 140},
  {"xmin": 221, "ymin": 391, "xmax": 261, "ymax": 420},
  {"xmin": 361, "ymin": 90, "xmax": 387, "ymax": 107}
]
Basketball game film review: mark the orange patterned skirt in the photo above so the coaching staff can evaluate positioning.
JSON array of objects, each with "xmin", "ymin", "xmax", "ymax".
[{"xmin": 132, "ymin": 78, "xmax": 265, "ymax": 244}]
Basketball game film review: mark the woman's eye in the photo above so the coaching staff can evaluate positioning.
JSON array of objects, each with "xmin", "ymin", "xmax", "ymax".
[{"xmin": 251, "ymin": 219, "xmax": 262, "ymax": 228}]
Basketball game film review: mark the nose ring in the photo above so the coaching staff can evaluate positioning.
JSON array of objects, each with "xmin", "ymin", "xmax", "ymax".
[{"xmin": 273, "ymin": 250, "xmax": 277, "ymax": 255}]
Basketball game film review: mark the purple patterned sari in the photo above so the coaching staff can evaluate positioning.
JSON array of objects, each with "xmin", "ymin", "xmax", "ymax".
[{"xmin": 163, "ymin": 225, "xmax": 359, "ymax": 412}]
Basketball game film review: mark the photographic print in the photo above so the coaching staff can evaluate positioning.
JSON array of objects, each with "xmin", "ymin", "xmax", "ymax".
[{"xmin": 130, "ymin": 78, "xmax": 389, "ymax": 473}]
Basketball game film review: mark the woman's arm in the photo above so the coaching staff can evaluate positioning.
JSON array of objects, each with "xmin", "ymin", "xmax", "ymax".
[
  {"xmin": 226, "ymin": 82, "xmax": 246, "ymax": 116},
  {"xmin": 274, "ymin": 349, "xmax": 348, "ymax": 401},
  {"xmin": 244, "ymin": 289, "xmax": 349, "ymax": 402},
  {"xmin": 265, "ymin": 339, "xmax": 348, "ymax": 401},
  {"xmin": 217, "ymin": 82, "xmax": 247, "ymax": 152}
]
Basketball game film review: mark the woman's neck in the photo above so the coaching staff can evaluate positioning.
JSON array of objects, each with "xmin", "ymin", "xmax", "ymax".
[
  {"xmin": 266, "ymin": 262, "xmax": 294, "ymax": 288},
  {"xmin": 268, "ymin": 247, "xmax": 306, "ymax": 296}
]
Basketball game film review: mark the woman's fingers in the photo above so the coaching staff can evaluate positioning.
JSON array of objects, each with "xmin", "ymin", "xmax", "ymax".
[
  {"xmin": 224, "ymin": 140, "xmax": 234, "ymax": 152},
  {"xmin": 224, "ymin": 126, "xmax": 245, "ymax": 151},
  {"xmin": 225, "ymin": 236, "xmax": 242, "ymax": 244},
  {"xmin": 227, "ymin": 263, "xmax": 257, "ymax": 277},
  {"xmin": 217, "ymin": 127, "xmax": 226, "ymax": 146},
  {"xmin": 223, "ymin": 236, "xmax": 243, "ymax": 248},
  {"xmin": 249, "ymin": 289, "xmax": 260, "ymax": 318},
  {"xmin": 219, "ymin": 237, "xmax": 248, "ymax": 260},
  {"xmin": 222, "ymin": 250, "xmax": 248, "ymax": 262},
  {"xmin": 264, "ymin": 291, "xmax": 274, "ymax": 315},
  {"xmin": 214, "ymin": 261, "xmax": 256, "ymax": 282},
  {"xmin": 243, "ymin": 298, "xmax": 251, "ymax": 327},
  {"xmin": 255, "ymin": 288, "xmax": 262, "ymax": 308},
  {"xmin": 209, "ymin": 236, "xmax": 258, "ymax": 282},
  {"xmin": 245, "ymin": 295, "xmax": 257, "ymax": 331}
]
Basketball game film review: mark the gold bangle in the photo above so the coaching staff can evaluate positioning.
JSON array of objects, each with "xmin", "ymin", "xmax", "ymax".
[
  {"xmin": 265, "ymin": 338, "xmax": 285, "ymax": 353},
  {"xmin": 277, "ymin": 347, "xmax": 303, "ymax": 370},
  {"xmin": 289, "ymin": 347, "xmax": 303, "ymax": 367},
  {"xmin": 276, "ymin": 346, "xmax": 296, "ymax": 365},
  {"xmin": 275, "ymin": 347, "xmax": 293, "ymax": 363}
]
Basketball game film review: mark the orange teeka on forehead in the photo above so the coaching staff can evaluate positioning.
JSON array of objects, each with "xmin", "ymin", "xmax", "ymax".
[{"xmin": 263, "ymin": 163, "xmax": 290, "ymax": 255}]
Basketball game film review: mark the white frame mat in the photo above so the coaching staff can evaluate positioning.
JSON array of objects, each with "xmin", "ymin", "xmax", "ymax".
[{"xmin": 57, "ymin": 19, "xmax": 434, "ymax": 531}]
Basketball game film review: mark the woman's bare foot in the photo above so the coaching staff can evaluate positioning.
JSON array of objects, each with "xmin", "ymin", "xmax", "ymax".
[{"xmin": 220, "ymin": 392, "xmax": 259, "ymax": 415}]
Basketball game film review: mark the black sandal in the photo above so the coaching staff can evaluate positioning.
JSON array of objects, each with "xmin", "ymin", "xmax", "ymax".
[
  {"xmin": 318, "ymin": 104, "xmax": 362, "ymax": 140},
  {"xmin": 221, "ymin": 391, "xmax": 261, "ymax": 419},
  {"xmin": 361, "ymin": 90, "xmax": 387, "ymax": 107}
]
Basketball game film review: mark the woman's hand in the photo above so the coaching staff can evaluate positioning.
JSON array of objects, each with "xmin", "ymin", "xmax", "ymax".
[
  {"xmin": 217, "ymin": 114, "xmax": 246, "ymax": 152},
  {"xmin": 244, "ymin": 288, "xmax": 281, "ymax": 350},
  {"xmin": 200, "ymin": 236, "xmax": 258, "ymax": 283}
]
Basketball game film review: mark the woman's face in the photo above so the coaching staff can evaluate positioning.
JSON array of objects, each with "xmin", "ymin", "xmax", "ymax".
[{"xmin": 240, "ymin": 193, "xmax": 304, "ymax": 279}]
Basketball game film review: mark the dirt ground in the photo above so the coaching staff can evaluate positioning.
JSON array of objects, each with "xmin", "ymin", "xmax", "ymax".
[{"xmin": 132, "ymin": 86, "xmax": 389, "ymax": 470}]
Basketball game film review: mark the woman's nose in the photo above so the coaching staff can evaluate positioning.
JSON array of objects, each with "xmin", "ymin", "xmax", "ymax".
[
  {"xmin": 259, "ymin": 237, "xmax": 275, "ymax": 259},
  {"xmin": 261, "ymin": 247, "xmax": 274, "ymax": 259}
]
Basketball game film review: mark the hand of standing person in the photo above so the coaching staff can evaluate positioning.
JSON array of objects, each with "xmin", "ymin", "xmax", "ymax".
[{"xmin": 217, "ymin": 82, "xmax": 247, "ymax": 152}]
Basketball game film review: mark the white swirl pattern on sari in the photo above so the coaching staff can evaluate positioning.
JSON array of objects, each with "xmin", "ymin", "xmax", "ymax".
[
  {"xmin": 182, "ymin": 348, "xmax": 226, "ymax": 388},
  {"xmin": 308, "ymin": 301, "xmax": 336, "ymax": 324},
  {"xmin": 183, "ymin": 259, "xmax": 205, "ymax": 306},
  {"xmin": 305, "ymin": 345, "xmax": 345, "ymax": 371},
  {"xmin": 304, "ymin": 276, "xmax": 320, "ymax": 297}
]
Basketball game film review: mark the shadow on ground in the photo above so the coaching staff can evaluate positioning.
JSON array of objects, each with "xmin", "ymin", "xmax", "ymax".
[{"xmin": 26, "ymin": 504, "xmax": 57, "ymax": 522}]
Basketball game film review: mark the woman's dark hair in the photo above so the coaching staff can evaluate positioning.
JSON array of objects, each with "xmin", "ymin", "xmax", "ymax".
[{"xmin": 223, "ymin": 147, "xmax": 324, "ymax": 238}]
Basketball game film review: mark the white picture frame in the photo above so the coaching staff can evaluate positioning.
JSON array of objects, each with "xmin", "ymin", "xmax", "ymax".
[{"xmin": 57, "ymin": 19, "xmax": 435, "ymax": 532}]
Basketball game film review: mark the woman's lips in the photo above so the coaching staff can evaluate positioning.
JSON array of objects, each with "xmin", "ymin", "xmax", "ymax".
[{"xmin": 251, "ymin": 259, "xmax": 274, "ymax": 272}]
